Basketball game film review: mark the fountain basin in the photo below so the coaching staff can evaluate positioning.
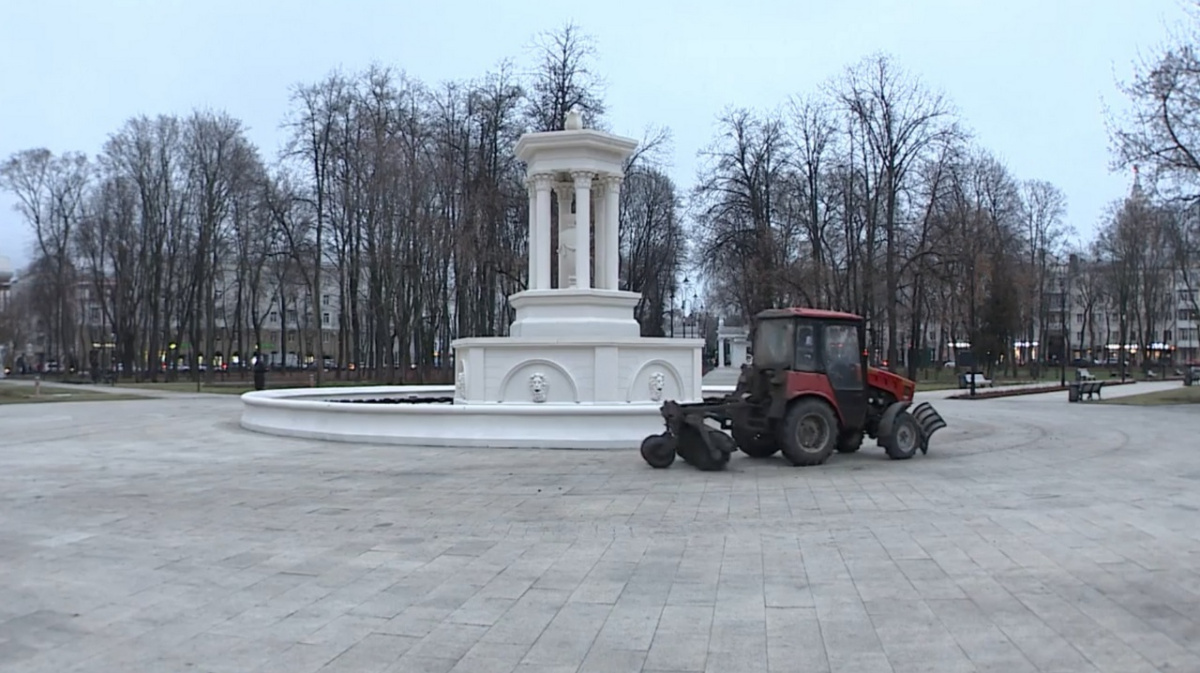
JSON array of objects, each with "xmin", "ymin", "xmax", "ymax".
[{"xmin": 239, "ymin": 384, "xmax": 737, "ymax": 449}]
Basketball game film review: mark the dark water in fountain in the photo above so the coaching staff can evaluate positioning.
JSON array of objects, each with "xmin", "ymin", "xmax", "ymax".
[{"xmin": 330, "ymin": 395, "xmax": 454, "ymax": 404}]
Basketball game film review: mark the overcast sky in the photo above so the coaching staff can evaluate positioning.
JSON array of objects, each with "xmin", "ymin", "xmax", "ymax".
[{"xmin": 0, "ymin": 0, "xmax": 1190, "ymax": 270}]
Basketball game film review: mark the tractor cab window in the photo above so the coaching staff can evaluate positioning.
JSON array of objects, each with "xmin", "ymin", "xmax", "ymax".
[
  {"xmin": 795, "ymin": 321, "xmax": 818, "ymax": 372},
  {"xmin": 824, "ymin": 322, "xmax": 862, "ymax": 390},
  {"xmin": 753, "ymin": 319, "xmax": 794, "ymax": 369}
]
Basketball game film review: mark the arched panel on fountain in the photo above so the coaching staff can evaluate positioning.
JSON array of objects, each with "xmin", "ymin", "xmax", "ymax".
[
  {"xmin": 626, "ymin": 359, "xmax": 685, "ymax": 403},
  {"xmin": 497, "ymin": 359, "xmax": 580, "ymax": 403}
]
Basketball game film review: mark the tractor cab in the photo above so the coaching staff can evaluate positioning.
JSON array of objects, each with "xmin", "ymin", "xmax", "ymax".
[
  {"xmin": 749, "ymin": 308, "xmax": 871, "ymax": 430},
  {"xmin": 752, "ymin": 310, "xmax": 866, "ymax": 378}
]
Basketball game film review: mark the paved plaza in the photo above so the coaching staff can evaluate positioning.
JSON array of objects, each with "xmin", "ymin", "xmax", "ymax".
[{"xmin": 1, "ymin": 381, "xmax": 1199, "ymax": 672}]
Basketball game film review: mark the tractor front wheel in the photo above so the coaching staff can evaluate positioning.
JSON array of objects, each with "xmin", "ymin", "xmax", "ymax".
[
  {"xmin": 733, "ymin": 427, "xmax": 779, "ymax": 458},
  {"xmin": 778, "ymin": 398, "xmax": 839, "ymax": 467},
  {"xmin": 881, "ymin": 412, "xmax": 921, "ymax": 460}
]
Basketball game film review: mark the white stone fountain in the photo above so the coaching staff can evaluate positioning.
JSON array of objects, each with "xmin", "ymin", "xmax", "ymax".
[
  {"xmin": 452, "ymin": 108, "xmax": 701, "ymax": 407},
  {"xmin": 239, "ymin": 109, "xmax": 712, "ymax": 449}
]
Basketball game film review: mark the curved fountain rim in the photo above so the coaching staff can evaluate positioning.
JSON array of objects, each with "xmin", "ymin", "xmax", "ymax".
[
  {"xmin": 241, "ymin": 384, "xmax": 737, "ymax": 416},
  {"xmin": 238, "ymin": 383, "xmax": 740, "ymax": 448}
]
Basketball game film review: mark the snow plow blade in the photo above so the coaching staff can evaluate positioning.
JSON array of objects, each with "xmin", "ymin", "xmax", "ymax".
[{"xmin": 910, "ymin": 401, "xmax": 947, "ymax": 455}]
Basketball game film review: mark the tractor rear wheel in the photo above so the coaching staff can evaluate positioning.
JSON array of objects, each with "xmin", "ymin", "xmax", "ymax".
[
  {"xmin": 836, "ymin": 430, "xmax": 863, "ymax": 453},
  {"xmin": 778, "ymin": 398, "xmax": 839, "ymax": 467},
  {"xmin": 881, "ymin": 412, "xmax": 921, "ymax": 460},
  {"xmin": 732, "ymin": 427, "xmax": 778, "ymax": 458}
]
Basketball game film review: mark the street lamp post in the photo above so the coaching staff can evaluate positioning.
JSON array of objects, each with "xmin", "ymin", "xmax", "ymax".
[
  {"xmin": 669, "ymin": 287, "xmax": 676, "ymax": 338},
  {"xmin": 1059, "ymin": 273, "xmax": 1067, "ymax": 387},
  {"xmin": 682, "ymin": 276, "xmax": 691, "ymax": 338}
]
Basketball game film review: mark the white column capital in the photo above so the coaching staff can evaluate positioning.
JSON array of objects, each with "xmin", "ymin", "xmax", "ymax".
[
  {"xmin": 599, "ymin": 174, "xmax": 624, "ymax": 188},
  {"xmin": 530, "ymin": 172, "xmax": 555, "ymax": 191},
  {"xmin": 571, "ymin": 171, "xmax": 595, "ymax": 188}
]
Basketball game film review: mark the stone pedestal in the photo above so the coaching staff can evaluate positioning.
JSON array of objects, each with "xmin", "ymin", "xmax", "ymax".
[
  {"xmin": 452, "ymin": 337, "xmax": 703, "ymax": 405},
  {"xmin": 508, "ymin": 289, "xmax": 640, "ymax": 338},
  {"xmin": 456, "ymin": 288, "xmax": 703, "ymax": 405}
]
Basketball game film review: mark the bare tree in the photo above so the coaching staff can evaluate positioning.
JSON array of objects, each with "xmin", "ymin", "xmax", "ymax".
[
  {"xmin": 1017, "ymin": 179, "xmax": 1068, "ymax": 374},
  {"xmin": 835, "ymin": 53, "xmax": 956, "ymax": 370},
  {"xmin": 1, "ymin": 149, "xmax": 90, "ymax": 366},
  {"xmin": 692, "ymin": 108, "xmax": 793, "ymax": 318},
  {"xmin": 1109, "ymin": 9, "xmax": 1200, "ymax": 196},
  {"xmin": 785, "ymin": 94, "xmax": 839, "ymax": 307},
  {"xmin": 622, "ymin": 167, "xmax": 685, "ymax": 334},
  {"xmin": 523, "ymin": 21, "xmax": 607, "ymax": 132},
  {"xmin": 284, "ymin": 72, "xmax": 349, "ymax": 383}
]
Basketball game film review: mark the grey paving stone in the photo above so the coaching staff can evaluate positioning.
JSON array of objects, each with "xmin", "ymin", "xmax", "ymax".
[
  {"xmin": 591, "ymin": 604, "xmax": 662, "ymax": 652},
  {"xmin": 318, "ymin": 633, "xmax": 419, "ymax": 672},
  {"xmin": 2, "ymin": 388, "xmax": 1199, "ymax": 672},
  {"xmin": 765, "ymin": 607, "xmax": 828, "ymax": 672},
  {"xmin": 383, "ymin": 654, "xmax": 458, "ymax": 673},
  {"xmin": 405, "ymin": 622, "xmax": 489, "ymax": 661},
  {"xmin": 448, "ymin": 641, "xmax": 530, "ymax": 673},
  {"xmin": 251, "ymin": 641, "xmax": 350, "ymax": 673},
  {"xmin": 644, "ymin": 604, "xmax": 713, "ymax": 671},
  {"xmin": 520, "ymin": 602, "xmax": 611, "ymax": 668}
]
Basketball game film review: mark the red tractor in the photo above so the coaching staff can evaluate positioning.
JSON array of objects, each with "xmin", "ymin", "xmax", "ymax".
[{"xmin": 641, "ymin": 308, "xmax": 947, "ymax": 471}]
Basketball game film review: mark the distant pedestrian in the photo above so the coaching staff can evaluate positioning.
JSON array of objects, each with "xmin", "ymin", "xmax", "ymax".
[{"xmin": 252, "ymin": 351, "xmax": 267, "ymax": 391}]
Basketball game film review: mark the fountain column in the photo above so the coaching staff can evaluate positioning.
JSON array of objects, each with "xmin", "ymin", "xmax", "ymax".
[
  {"xmin": 602, "ymin": 175, "xmax": 622, "ymax": 290},
  {"xmin": 533, "ymin": 173, "xmax": 553, "ymax": 290},
  {"xmin": 593, "ymin": 180, "xmax": 607, "ymax": 289},
  {"xmin": 526, "ymin": 177, "xmax": 537, "ymax": 288},
  {"xmin": 572, "ymin": 171, "xmax": 593, "ymax": 289},
  {"xmin": 555, "ymin": 182, "xmax": 575, "ymax": 288}
]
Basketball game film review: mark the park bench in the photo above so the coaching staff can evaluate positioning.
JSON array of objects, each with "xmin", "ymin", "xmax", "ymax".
[
  {"xmin": 1068, "ymin": 379, "xmax": 1104, "ymax": 402},
  {"xmin": 958, "ymin": 372, "xmax": 993, "ymax": 389}
]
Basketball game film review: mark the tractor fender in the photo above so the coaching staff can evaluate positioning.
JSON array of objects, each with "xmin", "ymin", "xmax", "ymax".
[
  {"xmin": 784, "ymin": 391, "xmax": 843, "ymax": 425},
  {"xmin": 876, "ymin": 401, "xmax": 913, "ymax": 443}
]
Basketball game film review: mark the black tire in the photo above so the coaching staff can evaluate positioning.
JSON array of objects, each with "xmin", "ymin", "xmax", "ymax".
[
  {"xmin": 693, "ymin": 431, "xmax": 733, "ymax": 471},
  {"xmin": 778, "ymin": 398, "xmax": 839, "ymax": 467},
  {"xmin": 836, "ymin": 430, "xmax": 863, "ymax": 454},
  {"xmin": 881, "ymin": 412, "xmax": 921, "ymax": 460},
  {"xmin": 732, "ymin": 426, "xmax": 779, "ymax": 458},
  {"xmin": 640, "ymin": 433, "xmax": 675, "ymax": 468}
]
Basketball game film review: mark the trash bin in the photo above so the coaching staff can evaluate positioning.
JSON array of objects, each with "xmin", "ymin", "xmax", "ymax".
[{"xmin": 1068, "ymin": 383, "xmax": 1080, "ymax": 403}]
